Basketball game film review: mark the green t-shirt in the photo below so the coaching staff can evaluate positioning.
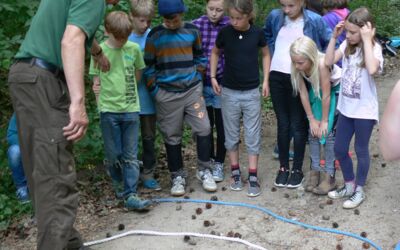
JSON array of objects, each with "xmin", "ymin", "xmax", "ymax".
[
  {"xmin": 89, "ymin": 41, "xmax": 145, "ymax": 113},
  {"xmin": 15, "ymin": 0, "xmax": 105, "ymax": 68}
]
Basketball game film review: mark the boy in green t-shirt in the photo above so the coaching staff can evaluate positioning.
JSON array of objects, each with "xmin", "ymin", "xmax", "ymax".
[{"xmin": 89, "ymin": 11, "xmax": 151, "ymax": 210}]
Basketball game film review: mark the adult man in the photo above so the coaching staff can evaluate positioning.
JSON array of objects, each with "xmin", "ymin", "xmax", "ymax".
[{"xmin": 7, "ymin": 0, "xmax": 118, "ymax": 249}]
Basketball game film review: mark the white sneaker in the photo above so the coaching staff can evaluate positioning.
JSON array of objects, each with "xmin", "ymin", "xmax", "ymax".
[
  {"xmin": 196, "ymin": 169, "xmax": 217, "ymax": 192},
  {"xmin": 328, "ymin": 185, "xmax": 354, "ymax": 199},
  {"xmin": 170, "ymin": 176, "xmax": 186, "ymax": 196},
  {"xmin": 343, "ymin": 190, "xmax": 365, "ymax": 209}
]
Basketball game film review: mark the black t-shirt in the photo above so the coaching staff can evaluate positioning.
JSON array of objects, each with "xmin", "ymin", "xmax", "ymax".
[{"xmin": 215, "ymin": 25, "xmax": 267, "ymax": 90}]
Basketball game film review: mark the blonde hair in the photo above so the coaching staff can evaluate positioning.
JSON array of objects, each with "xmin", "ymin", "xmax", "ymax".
[
  {"xmin": 130, "ymin": 0, "xmax": 155, "ymax": 17},
  {"xmin": 225, "ymin": 0, "xmax": 256, "ymax": 24},
  {"xmin": 345, "ymin": 7, "xmax": 375, "ymax": 67},
  {"xmin": 105, "ymin": 11, "xmax": 133, "ymax": 40},
  {"xmin": 290, "ymin": 36, "xmax": 322, "ymax": 98}
]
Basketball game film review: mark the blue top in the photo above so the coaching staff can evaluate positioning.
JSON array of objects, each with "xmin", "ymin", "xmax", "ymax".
[
  {"xmin": 7, "ymin": 113, "xmax": 19, "ymax": 146},
  {"xmin": 264, "ymin": 8, "xmax": 332, "ymax": 55},
  {"xmin": 144, "ymin": 22, "xmax": 207, "ymax": 96},
  {"xmin": 128, "ymin": 29, "xmax": 156, "ymax": 115}
]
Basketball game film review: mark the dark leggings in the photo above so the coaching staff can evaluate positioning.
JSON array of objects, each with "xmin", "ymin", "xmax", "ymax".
[
  {"xmin": 207, "ymin": 106, "xmax": 226, "ymax": 163},
  {"xmin": 334, "ymin": 113, "xmax": 375, "ymax": 186},
  {"xmin": 269, "ymin": 71, "xmax": 308, "ymax": 171}
]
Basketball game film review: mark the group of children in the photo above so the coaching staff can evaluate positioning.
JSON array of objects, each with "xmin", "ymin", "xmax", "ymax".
[{"xmin": 7, "ymin": 0, "xmax": 382, "ymax": 210}]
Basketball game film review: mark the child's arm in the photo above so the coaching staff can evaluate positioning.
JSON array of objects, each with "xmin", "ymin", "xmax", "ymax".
[
  {"xmin": 325, "ymin": 21, "xmax": 344, "ymax": 66},
  {"xmin": 298, "ymin": 79, "xmax": 319, "ymax": 137},
  {"xmin": 210, "ymin": 46, "xmax": 221, "ymax": 95},
  {"xmin": 92, "ymin": 76, "xmax": 101, "ymax": 103},
  {"xmin": 318, "ymin": 60, "xmax": 332, "ymax": 138},
  {"xmin": 361, "ymin": 22, "xmax": 380, "ymax": 75},
  {"xmin": 144, "ymin": 36, "xmax": 158, "ymax": 96},
  {"xmin": 261, "ymin": 46, "xmax": 271, "ymax": 97},
  {"xmin": 380, "ymin": 80, "xmax": 400, "ymax": 161},
  {"xmin": 193, "ymin": 31, "xmax": 207, "ymax": 75},
  {"xmin": 135, "ymin": 69, "xmax": 143, "ymax": 85}
]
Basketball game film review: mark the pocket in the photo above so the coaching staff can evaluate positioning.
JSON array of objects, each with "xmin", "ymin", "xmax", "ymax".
[
  {"xmin": 34, "ymin": 128, "xmax": 74, "ymax": 176},
  {"xmin": 8, "ymin": 71, "xmax": 38, "ymax": 85},
  {"xmin": 46, "ymin": 78, "xmax": 70, "ymax": 111}
]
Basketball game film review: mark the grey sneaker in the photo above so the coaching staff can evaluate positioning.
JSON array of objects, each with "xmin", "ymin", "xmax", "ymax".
[
  {"xmin": 230, "ymin": 170, "xmax": 243, "ymax": 191},
  {"xmin": 328, "ymin": 185, "xmax": 354, "ymax": 199},
  {"xmin": 247, "ymin": 176, "xmax": 261, "ymax": 197},
  {"xmin": 343, "ymin": 189, "xmax": 365, "ymax": 209},
  {"xmin": 171, "ymin": 176, "xmax": 186, "ymax": 196},
  {"xmin": 196, "ymin": 169, "xmax": 217, "ymax": 192},
  {"xmin": 125, "ymin": 194, "xmax": 152, "ymax": 211},
  {"xmin": 212, "ymin": 162, "xmax": 225, "ymax": 182}
]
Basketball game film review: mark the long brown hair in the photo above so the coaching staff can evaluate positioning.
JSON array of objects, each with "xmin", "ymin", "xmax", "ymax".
[{"xmin": 344, "ymin": 7, "xmax": 375, "ymax": 67}]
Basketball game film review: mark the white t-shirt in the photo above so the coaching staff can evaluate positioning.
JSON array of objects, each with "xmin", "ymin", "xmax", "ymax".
[
  {"xmin": 337, "ymin": 40, "xmax": 383, "ymax": 121},
  {"xmin": 270, "ymin": 16, "xmax": 304, "ymax": 74}
]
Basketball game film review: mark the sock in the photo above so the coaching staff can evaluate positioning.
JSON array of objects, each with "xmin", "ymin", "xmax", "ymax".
[
  {"xmin": 355, "ymin": 185, "xmax": 364, "ymax": 193},
  {"xmin": 345, "ymin": 180, "xmax": 355, "ymax": 193},
  {"xmin": 231, "ymin": 164, "xmax": 240, "ymax": 176},
  {"xmin": 249, "ymin": 168, "xmax": 258, "ymax": 182}
]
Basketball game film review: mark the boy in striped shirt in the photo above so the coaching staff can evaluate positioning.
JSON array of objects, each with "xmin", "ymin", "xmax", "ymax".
[{"xmin": 144, "ymin": 0, "xmax": 217, "ymax": 196}]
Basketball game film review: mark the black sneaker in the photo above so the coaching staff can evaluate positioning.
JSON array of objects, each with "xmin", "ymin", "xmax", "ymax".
[
  {"xmin": 274, "ymin": 167, "xmax": 289, "ymax": 187},
  {"xmin": 287, "ymin": 169, "xmax": 304, "ymax": 188}
]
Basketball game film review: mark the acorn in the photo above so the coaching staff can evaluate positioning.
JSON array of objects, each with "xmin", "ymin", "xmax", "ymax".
[
  {"xmin": 195, "ymin": 208, "xmax": 203, "ymax": 215},
  {"xmin": 205, "ymin": 203, "xmax": 212, "ymax": 209},
  {"xmin": 332, "ymin": 222, "xmax": 339, "ymax": 228}
]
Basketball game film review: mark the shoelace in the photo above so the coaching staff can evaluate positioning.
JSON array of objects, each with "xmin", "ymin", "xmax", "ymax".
[
  {"xmin": 232, "ymin": 174, "xmax": 241, "ymax": 183},
  {"xmin": 249, "ymin": 180, "xmax": 259, "ymax": 187},
  {"xmin": 349, "ymin": 191, "xmax": 362, "ymax": 202}
]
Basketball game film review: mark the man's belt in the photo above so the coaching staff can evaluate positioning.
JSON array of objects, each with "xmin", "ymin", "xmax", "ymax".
[{"xmin": 16, "ymin": 57, "xmax": 63, "ymax": 76}]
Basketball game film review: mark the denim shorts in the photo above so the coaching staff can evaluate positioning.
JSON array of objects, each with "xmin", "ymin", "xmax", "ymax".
[
  {"xmin": 203, "ymin": 85, "xmax": 222, "ymax": 109},
  {"xmin": 221, "ymin": 87, "xmax": 261, "ymax": 155}
]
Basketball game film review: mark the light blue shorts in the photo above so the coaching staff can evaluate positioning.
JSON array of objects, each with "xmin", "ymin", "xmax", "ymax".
[{"xmin": 203, "ymin": 85, "xmax": 222, "ymax": 109}]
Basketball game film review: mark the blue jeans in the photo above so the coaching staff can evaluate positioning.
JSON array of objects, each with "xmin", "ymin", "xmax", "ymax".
[
  {"xmin": 7, "ymin": 144, "xmax": 27, "ymax": 189},
  {"xmin": 309, "ymin": 131, "xmax": 335, "ymax": 176},
  {"xmin": 100, "ymin": 112, "xmax": 140, "ymax": 197}
]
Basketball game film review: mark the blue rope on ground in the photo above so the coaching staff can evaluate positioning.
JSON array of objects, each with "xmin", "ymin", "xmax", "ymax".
[{"xmin": 154, "ymin": 198, "xmax": 382, "ymax": 250}]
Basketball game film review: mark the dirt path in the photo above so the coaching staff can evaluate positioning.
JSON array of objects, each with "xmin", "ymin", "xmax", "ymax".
[
  {"xmin": 83, "ymin": 71, "xmax": 400, "ymax": 250},
  {"xmin": 2, "ymin": 68, "xmax": 400, "ymax": 250}
]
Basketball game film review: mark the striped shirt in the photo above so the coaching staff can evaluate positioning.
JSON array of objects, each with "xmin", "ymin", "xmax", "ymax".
[
  {"xmin": 144, "ymin": 22, "xmax": 207, "ymax": 95},
  {"xmin": 192, "ymin": 15, "xmax": 229, "ymax": 85}
]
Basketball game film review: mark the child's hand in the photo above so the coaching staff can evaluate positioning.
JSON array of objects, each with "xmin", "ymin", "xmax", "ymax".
[
  {"xmin": 92, "ymin": 78, "xmax": 101, "ymax": 103},
  {"xmin": 360, "ymin": 22, "xmax": 375, "ymax": 42},
  {"xmin": 262, "ymin": 81, "xmax": 270, "ymax": 97},
  {"xmin": 333, "ymin": 21, "xmax": 345, "ymax": 39},
  {"xmin": 309, "ymin": 118, "xmax": 320, "ymax": 137},
  {"xmin": 318, "ymin": 120, "xmax": 328, "ymax": 138},
  {"xmin": 211, "ymin": 78, "xmax": 221, "ymax": 95}
]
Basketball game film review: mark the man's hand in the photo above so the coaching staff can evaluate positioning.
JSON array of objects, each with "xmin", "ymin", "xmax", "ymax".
[
  {"xmin": 93, "ymin": 53, "xmax": 110, "ymax": 72},
  {"xmin": 63, "ymin": 103, "xmax": 89, "ymax": 142}
]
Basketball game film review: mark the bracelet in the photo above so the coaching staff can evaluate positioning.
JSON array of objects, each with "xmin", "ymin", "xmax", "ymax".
[
  {"xmin": 210, "ymin": 76, "xmax": 216, "ymax": 79},
  {"xmin": 92, "ymin": 48, "xmax": 103, "ymax": 57},
  {"xmin": 307, "ymin": 114, "xmax": 314, "ymax": 120}
]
